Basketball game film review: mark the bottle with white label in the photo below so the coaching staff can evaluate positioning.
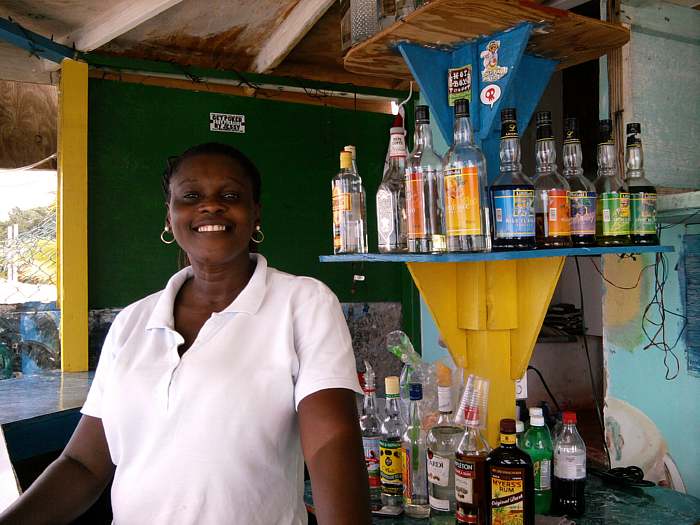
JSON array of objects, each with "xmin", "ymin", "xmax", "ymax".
[
  {"xmin": 553, "ymin": 411, "xmax": 586, "ymax": 516},
  {"xmin": 454, "ymin": 406, "xmax": 490, "ymax": 524},
  {"xmin": 377, "ymin": 124, "xmax": 408, "ymax": 252},
  {"xmin": 426, "ymin": 385, "xmax": 463, "ymax": 521},
  {"xmin": 359, "ymin": 360, "xmax": 382, "ymax": 510},
  {"xmin": 521, "ymin": 407, "xmax": 553, "ymax": 514},
  {"xmin": 332, "ymin": 149, "xmax": 368, "ymax": 254}
]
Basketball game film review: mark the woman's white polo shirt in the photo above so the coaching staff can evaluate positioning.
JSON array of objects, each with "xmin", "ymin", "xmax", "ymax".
[{"xmin": 82, "ymin": 254, "xmax": 362, "ymax": 524}]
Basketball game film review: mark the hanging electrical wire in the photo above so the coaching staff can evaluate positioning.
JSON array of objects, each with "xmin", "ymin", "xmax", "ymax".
[{"xmin": 1, "ymin": 154, "xmax": 57, "ymax": 173}]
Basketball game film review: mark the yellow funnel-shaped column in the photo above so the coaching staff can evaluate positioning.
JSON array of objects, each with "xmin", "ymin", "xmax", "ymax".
[{"xmin": 407, "ymin": 256, "xmax": 564, "ymax": 446}]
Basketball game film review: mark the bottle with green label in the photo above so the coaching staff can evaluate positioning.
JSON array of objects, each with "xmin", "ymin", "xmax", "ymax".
[
  {"xmin": 380, "ymin": 376, "xmax": 404, "ymax": 509},
  {"xmin": 626, "ymin": 123, "xmax": 658, "ymax": 245},
  {"xmin": 521, "ymin": 408, "xmax": 553, "ymax": 514},
  {"xmin": 594, "ymin": 119, "xmax": 630, "ymax": 245}
]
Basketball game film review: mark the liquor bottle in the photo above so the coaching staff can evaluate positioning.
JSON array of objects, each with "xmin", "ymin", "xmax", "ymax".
[
  {"xmin": 563, "ymin": 117, "xmax": 596, "ymax": 246},
  {"xmin": 426, "ymin": 383, "xmax": 463, "ymax": 520},
  {"xmin": 359, "ymin": 361, "xmax": 383, "ymax": 510},
  {"xmin": 534, "ymin": 111, "xmax": 572, "ymax": 248},
  {"xmin": 626, "ymin": 123, "xmax": 658, "ymax": 245},
  {"xmin": 490, "ymin": 108, "xmax": 536, "ymax": 250},
  {"xmin": 442, "ymin": 98, "xmax": 491, "ymax": 252},
  {"xmin": 402, "ymin": 383, "xmax": 430, "ymax": 518},
  {"xmin": 553, "ymin": 411, "xmax": 586, "ymax": 516},
  {"xmin": 521, "ymin": 408, "xmax": 553, "ymax": 514},
  {"xmin": 380, "ymin": 376, "xmax": 404, "ymax": 509},
  {"xmin": 332, "ymin": 150, "xmax": 368, "ymax": 254},
  {"xmin": 406, "ymin": 105, "xmax": 446, "ymax": 253},
  {"xmin": 515, "ymin": 420, "xmax": 525, "ymax": 448},
  {"xmin": 377, "ymin": 123, "xmax": 408, "ymax": 252},
  {"xmin": 455, "ymin": 406, "xmax": 490, "ymax": 524},
  {"xmin": 487, "ymin": 418, "xmax": 535, "ymax": 525},
  {"xmin": 595, "ymin": 120, "xmax": 630, "ymax": 245},
  {"xmin": 344, "ymin": 144, "xmax": 369, "ymax": 250}
]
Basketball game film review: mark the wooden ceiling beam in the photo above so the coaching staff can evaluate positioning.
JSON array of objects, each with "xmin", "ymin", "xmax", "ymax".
[
  {"xmin": 59, "ymin": 0, "xmax": 184, "ymax": 51},
  {"xmin": 252, "ymin": 0, "xmax": 335, "ymax": 74}
]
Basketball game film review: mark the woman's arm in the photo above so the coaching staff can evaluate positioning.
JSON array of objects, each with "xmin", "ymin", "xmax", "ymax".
[
  {"xmin": 0, "ymin": 415, "xmax": 115, "ymax": 525},
  {"xmin": 298, "ymin": 388, "xmax": 371, "ymax": 525}
]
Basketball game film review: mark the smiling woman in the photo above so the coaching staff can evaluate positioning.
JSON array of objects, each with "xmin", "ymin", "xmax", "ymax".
[{"xmin": 0, "ymin": 143, "xmax": 372, "ymax": 525}]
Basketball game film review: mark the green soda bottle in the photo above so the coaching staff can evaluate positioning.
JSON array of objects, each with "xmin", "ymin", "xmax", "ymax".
[{"xmin": 521, "ymin": 408, "xmax": 553, "ymax": 514}]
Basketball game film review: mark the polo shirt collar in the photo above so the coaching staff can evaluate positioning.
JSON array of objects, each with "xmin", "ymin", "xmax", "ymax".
[{"xmin": 145, "ymin": 254, "xmax": 268, "ymax": 330}]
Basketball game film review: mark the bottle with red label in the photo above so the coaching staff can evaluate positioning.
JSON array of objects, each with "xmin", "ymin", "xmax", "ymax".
[
  {"xmin": 455, "ymin": 406, "xmax": 490, "ymax": 524},
  {"xmin": 486, "ymin": 418, "xmax": 534, "ymax": 525},
  {"xmin": 534, "ymin": 111, "xmax": 572, "ymax": 248},
  {"xmin": 359, "ymin": 360, "xmax": 383, "ymax": 510},
  {"xmin": 552, "ymin": 411, "xmax": 586, "ymax": 516}
]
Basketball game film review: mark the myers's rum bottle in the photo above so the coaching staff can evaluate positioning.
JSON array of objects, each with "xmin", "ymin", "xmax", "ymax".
[
  {"xmin": 490, "ymin": 108, "xmax": 536, "ymax": 250},
  {"xmin": 534, "ymin": 111, "xmax": 572, "ymax": 248},
  {"xmin": 487, "ymin": 418, "xmax": 534, "ymax": 525},
  {"xmin": 626, "ymin": 123, "xmax": 658, "ymax": 245},
  {"xmin": 443, "ymin": 98, "xmax": 490, "ymax": 252},
  {"xmin": 406, "ymin": 105, "xmax": 445, "ymax": 253},
  {"xmin": 594, "ymin": 120, "xmax": 630, "ymax": 246},
  {"xmin": 563, "ymin": 117, "xmax": 596, "ymax": 246},
  {"xmin": 377, "ymin": 124, "xmax": 408, "ymax": 252},
  {"xmin": 332, "ymin": 149, "xmax": 368, "ymax": 254}
]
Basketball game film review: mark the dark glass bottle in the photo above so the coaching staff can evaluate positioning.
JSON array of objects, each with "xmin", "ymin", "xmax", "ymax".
[
  {"xmin": 562, "ymin": 117, "xmax": 596, "ymax": 246},
  {"xmin": 490, "ymin": 108, "xmax": 536, "ymax": 250},
  {"xmin": 626, "ymin": 123, "xmax": 659, "ymax": 245},
  {"xmin": 487, "ymin": 418, "xmax": 534, "ymax": 525}
]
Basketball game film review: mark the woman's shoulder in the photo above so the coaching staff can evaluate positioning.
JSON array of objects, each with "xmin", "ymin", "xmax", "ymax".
[{"xmin": 265, "ymin": 266, "xmax": 338, "ymax": 306}]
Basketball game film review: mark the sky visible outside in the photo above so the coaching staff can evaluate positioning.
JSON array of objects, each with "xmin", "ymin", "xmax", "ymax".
[{"xmin": 0, "ymin": 170, "xmax": 56, "ymax": 221}]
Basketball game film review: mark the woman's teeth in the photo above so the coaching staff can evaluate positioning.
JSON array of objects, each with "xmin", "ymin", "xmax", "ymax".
[{"xmin": 196, "ymin": 225, "xmax": 227, "ymax": 232}]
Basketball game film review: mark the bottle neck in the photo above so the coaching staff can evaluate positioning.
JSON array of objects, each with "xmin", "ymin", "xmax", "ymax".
[
  {"xmin": 453, "ymin": 115, "xmax": 474, "ymax": 145},
  {"xmin": 562, "ymin": 141, "xmax": 583, "ymax": 178},
  {"xmin": 499, "ymin": 432, "xmax": 517, "ymax": 447},
  {"xmin": 535, "ymin": 137, "xmax": 557, "ymax": 174},
  {"xmin": 499, "ymin": 136, "xmax": 522, "ymax": 172},
  {"xmin": 363, "ymin": 389, "xmax": 377, "ymax": 415},
  {"xmin": 626, "ymin": 144, "xmax": 644, "ymax": 179},
  {"xmin": 415, "ymin": 121, "xmax": 434, "ymax": 149},
  {"xmin": 385, "ymin": 395, "xmax": 401, "ymax": 417},
  {"xmin": 597, "ymin": 143, "xmax": 618, "ymax": 176},
  {"xmin": 408, "ymin": 398, "xmax": 422, "ymax": 425}
]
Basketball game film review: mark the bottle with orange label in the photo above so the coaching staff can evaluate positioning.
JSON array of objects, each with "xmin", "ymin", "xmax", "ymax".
[
  {"xmin": 534, "ymin": 111, "xmax": 572, "ymax": 248},
  {"xmin": 442, "ymin": 99, "xmax": 490, "ymax": 252},
  {"xmin": 331, "ymin": 149, "xmax": 368, "ymax": 254}
]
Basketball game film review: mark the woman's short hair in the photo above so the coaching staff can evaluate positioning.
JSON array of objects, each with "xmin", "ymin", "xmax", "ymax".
[{"xmin": 162, "ymin": 143, "xmax": 262, "ymax": 203}]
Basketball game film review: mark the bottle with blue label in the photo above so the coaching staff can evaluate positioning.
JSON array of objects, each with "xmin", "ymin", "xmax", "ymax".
[
  {"xmin": 562, "ymin": 117, "xmax": 596, "ymax": 246},
  {"xmin": 626, "ymin": 123, "xmax": 658, "ymax": 245},
  {"xmin": 490, "ymin": 108, "xmax": 536, "ymax": 250}
]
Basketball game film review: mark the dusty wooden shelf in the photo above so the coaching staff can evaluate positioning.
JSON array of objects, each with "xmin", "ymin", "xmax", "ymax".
[
  {"xmin": 344, "ymin": 0, "xmax": 630, "ymax": 79},
  {"xmin": 319, "ymin": 245, "xmax": 673, "ymax": 263}
]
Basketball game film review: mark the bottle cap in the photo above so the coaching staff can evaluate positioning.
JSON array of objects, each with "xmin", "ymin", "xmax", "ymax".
[
  {"xmin": 385, "ymin": 376, "xmax": 400, "ymax": 396},
  {"xmin": 599, "ymin": 119, "xmax": 614, "ymax": 144},
  {"xmin": 500, "ymin": 108, "xmax": 518, "ymax": 138},
  {"xmin": 501, "ymin": 107, "xmax": 517, "ymax": 123},
  {"xmin": 626, "ymin": 122, "xmax": 641, "ymax": 146},
  {"xmin": 500, "ymin": 418, "xmax": 516, "ymax": 434},
  {"xmin": 626, "ymin": 122, "xmax": 641, "ymax": 135},
  {"xmin": 536, "ymin": 111, "xmax": 552, "ymax": 125},
  {"xmin": 454, "ymin": 98, "xmax": 470, "ymax": 117},
  {"xmin": 339, "ymin": 150, "xmax": 352, "ymax": 169},
  {"xmin": 390, "ymin": 126, "xmax": 404, "ymax": 135},
  {"xmin": 530, "ymin": 415, "xmax": 545, "ymax": 427},
  {"xmin": 515, "ymin": 420, "xmax": 524, "ymax": 433},
  {"xmin": 564, "ymin": 117, "xmax": 579, "ymax": 143},
  {"xmin": 536, "ymin": 111, "xmax": 554, "ymax": 141},
  {"xmin": 415, "ymin": 105, "xmax": 430, "ymax": 122},
  {"xmin": 529, "ymin": 407, "xmax": 543, "ymax": 417},
  {"xmin": 409, "ymin": 383, "xmax": 423, "ymax": 401},
  {"xmin": 343, "ymin": 145, "xmax": 356, "ymax": 160},
  {"xmin": 563, "ymin": 411, "xmax": 577, "ymax": 424}
]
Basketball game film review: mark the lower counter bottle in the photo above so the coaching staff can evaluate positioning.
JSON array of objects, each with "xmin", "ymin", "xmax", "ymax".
[{"xmin": 486, "ymin": 418, "xmax": 534, "ymax": 525}]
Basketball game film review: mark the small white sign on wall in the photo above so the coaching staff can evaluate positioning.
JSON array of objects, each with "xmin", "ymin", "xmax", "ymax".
[{"xmin": 209, "ymin": 112, "xmax": 246, "ymax": 133}]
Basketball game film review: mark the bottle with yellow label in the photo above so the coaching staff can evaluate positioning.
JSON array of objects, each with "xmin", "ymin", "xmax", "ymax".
[
  {"xmin": 380, "ymin": 376, "xmax": 404, "ymax": 509},
  {"xmin": 331, "ymin": 149, "xmax": 368, "ymax": 254},
  {"xmin": 486, "ymin": 418, "xmax": 534, "ymax": 525},
  {"xmin": 442, "ymin": 98, "xmax": 490, "ymax": 252}
]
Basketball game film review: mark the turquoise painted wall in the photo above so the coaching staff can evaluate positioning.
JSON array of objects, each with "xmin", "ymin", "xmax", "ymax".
[{"xmin": 603, "ymin": 225, "xmax": 700, "ymax": 497}]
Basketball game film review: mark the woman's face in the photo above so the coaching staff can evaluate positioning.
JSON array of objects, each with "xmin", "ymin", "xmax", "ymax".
[{"xmin": 166, "ymin": 153, "xmax": 260, "ymax": 267}]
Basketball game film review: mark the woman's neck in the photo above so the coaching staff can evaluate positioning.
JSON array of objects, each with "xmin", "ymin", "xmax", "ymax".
[{"xmin": 182, "ymin": 253, "xmax": 255, "ymax": 312}]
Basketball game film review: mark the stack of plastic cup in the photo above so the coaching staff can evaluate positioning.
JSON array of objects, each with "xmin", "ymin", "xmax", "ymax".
[{"xmin": 455, "ymin": 374, "xmax": 490, "ymax": 429}]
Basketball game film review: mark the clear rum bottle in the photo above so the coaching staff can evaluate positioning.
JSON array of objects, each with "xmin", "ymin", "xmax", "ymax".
[
  {"xmin": 380, "ymin": 376, "xmax": 404, "ymax": 509},
  {"xmin": 406, "ymin": 105, "xmax": 445, "ymax": 253},
  {"xmin": 332, "ymin": 150, "xmax": 368, "ymax": 253},
  {"xmin": 359, "ymin": 361, "xmax": 383, "ymax": 510},
  {"xmin": 377, "ymin": 125, "xmax": 408, "ymax": 252},
  {"xmin": 442, "ymin": 98, "xmax": 490, "ymax": 252},
  {"xmin": 626, "ymin": 123, "xmax": 659, "ymax": 245},
  {"xmin": 563, "ymin": 117, "xmax": 596, "ymax": 246}
]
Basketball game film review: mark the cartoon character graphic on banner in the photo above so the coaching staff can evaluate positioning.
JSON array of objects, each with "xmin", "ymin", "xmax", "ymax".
[{"xmin": 480, "ymin": 40, "xmax": 509, "ymax": 83}]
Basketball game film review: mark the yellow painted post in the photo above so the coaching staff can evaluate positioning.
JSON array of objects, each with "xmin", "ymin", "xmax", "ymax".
[
  {"xmin": 58, "ymin": 59, "xmax": 88, "ymax": 372},
  {"xmin": 408, "ymin": 256, "xmax": 564, "ymax": 447}
]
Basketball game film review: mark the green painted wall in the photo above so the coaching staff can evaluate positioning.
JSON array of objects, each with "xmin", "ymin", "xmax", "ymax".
[{"xmin": 87, "ymin": 78, "xmax": 419, "ymax": 342}]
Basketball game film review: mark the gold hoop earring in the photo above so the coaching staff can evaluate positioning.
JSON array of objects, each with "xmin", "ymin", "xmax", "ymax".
[
  {"xmin": 251, "ymin": 225, "xmax": 264, "ymax": 244},
  {"xmin": 160, "ymin": 225, "xmax": 176, "ymax": 245}
]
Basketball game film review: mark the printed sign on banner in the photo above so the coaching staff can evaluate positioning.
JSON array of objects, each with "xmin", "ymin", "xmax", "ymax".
[
  {"xmin": 209, "ymin": 112, "xmax": 246, "ymax": 133},
  {"xmin": 447, "ymin": 65, "xmax": 472, "ymax": 106}
]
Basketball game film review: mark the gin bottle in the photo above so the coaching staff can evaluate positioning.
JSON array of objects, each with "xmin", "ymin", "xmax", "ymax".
[
  {"xmin": 426, "ymin": 384, "xmax": 463, "ymax": 521},
  {"xmin": 454, "ymin": 406, "xmax": 490, "ymax": 524},
  {"xmin": 443, "ymin": 99, "xmax": 490, "ymax": 252},
  {"xmin": 377, "ymin": 125, "xmax": 408, "ymax": 252},
  {"xmin": 406, "ymin": 105, "xmax": 445, "ymax": 253},
  {"xmin": 359, "ymin": 361, "xmax": 383, "ymax": 510},
  {"xmin": 534, "ymin": 111, "xmax": 572, "ymax": 248},
  {"xmin": 490, "ymin": 108, "xmax": 536, "ymax": 250},
  {"xmin": 402, "ymin": 383, "xmax": 430, "ymax": 518},
  {"xmin": 595, "ymin": 119, "xmax": 630, "ymax": 245},
  {"xmin": 332, "ymin": 150, "xmax": 368, "ymax": 254},
  {"xmin": 563, "ymin": 117, "xmax": 596, "ymax": 246},
  {"xmin": 626, "ymin": 123, "xmax": 658, "ymax": 245},
  {"xmin": 380, "ymin": 376, "xmax": 404, "ymax": 509}
]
